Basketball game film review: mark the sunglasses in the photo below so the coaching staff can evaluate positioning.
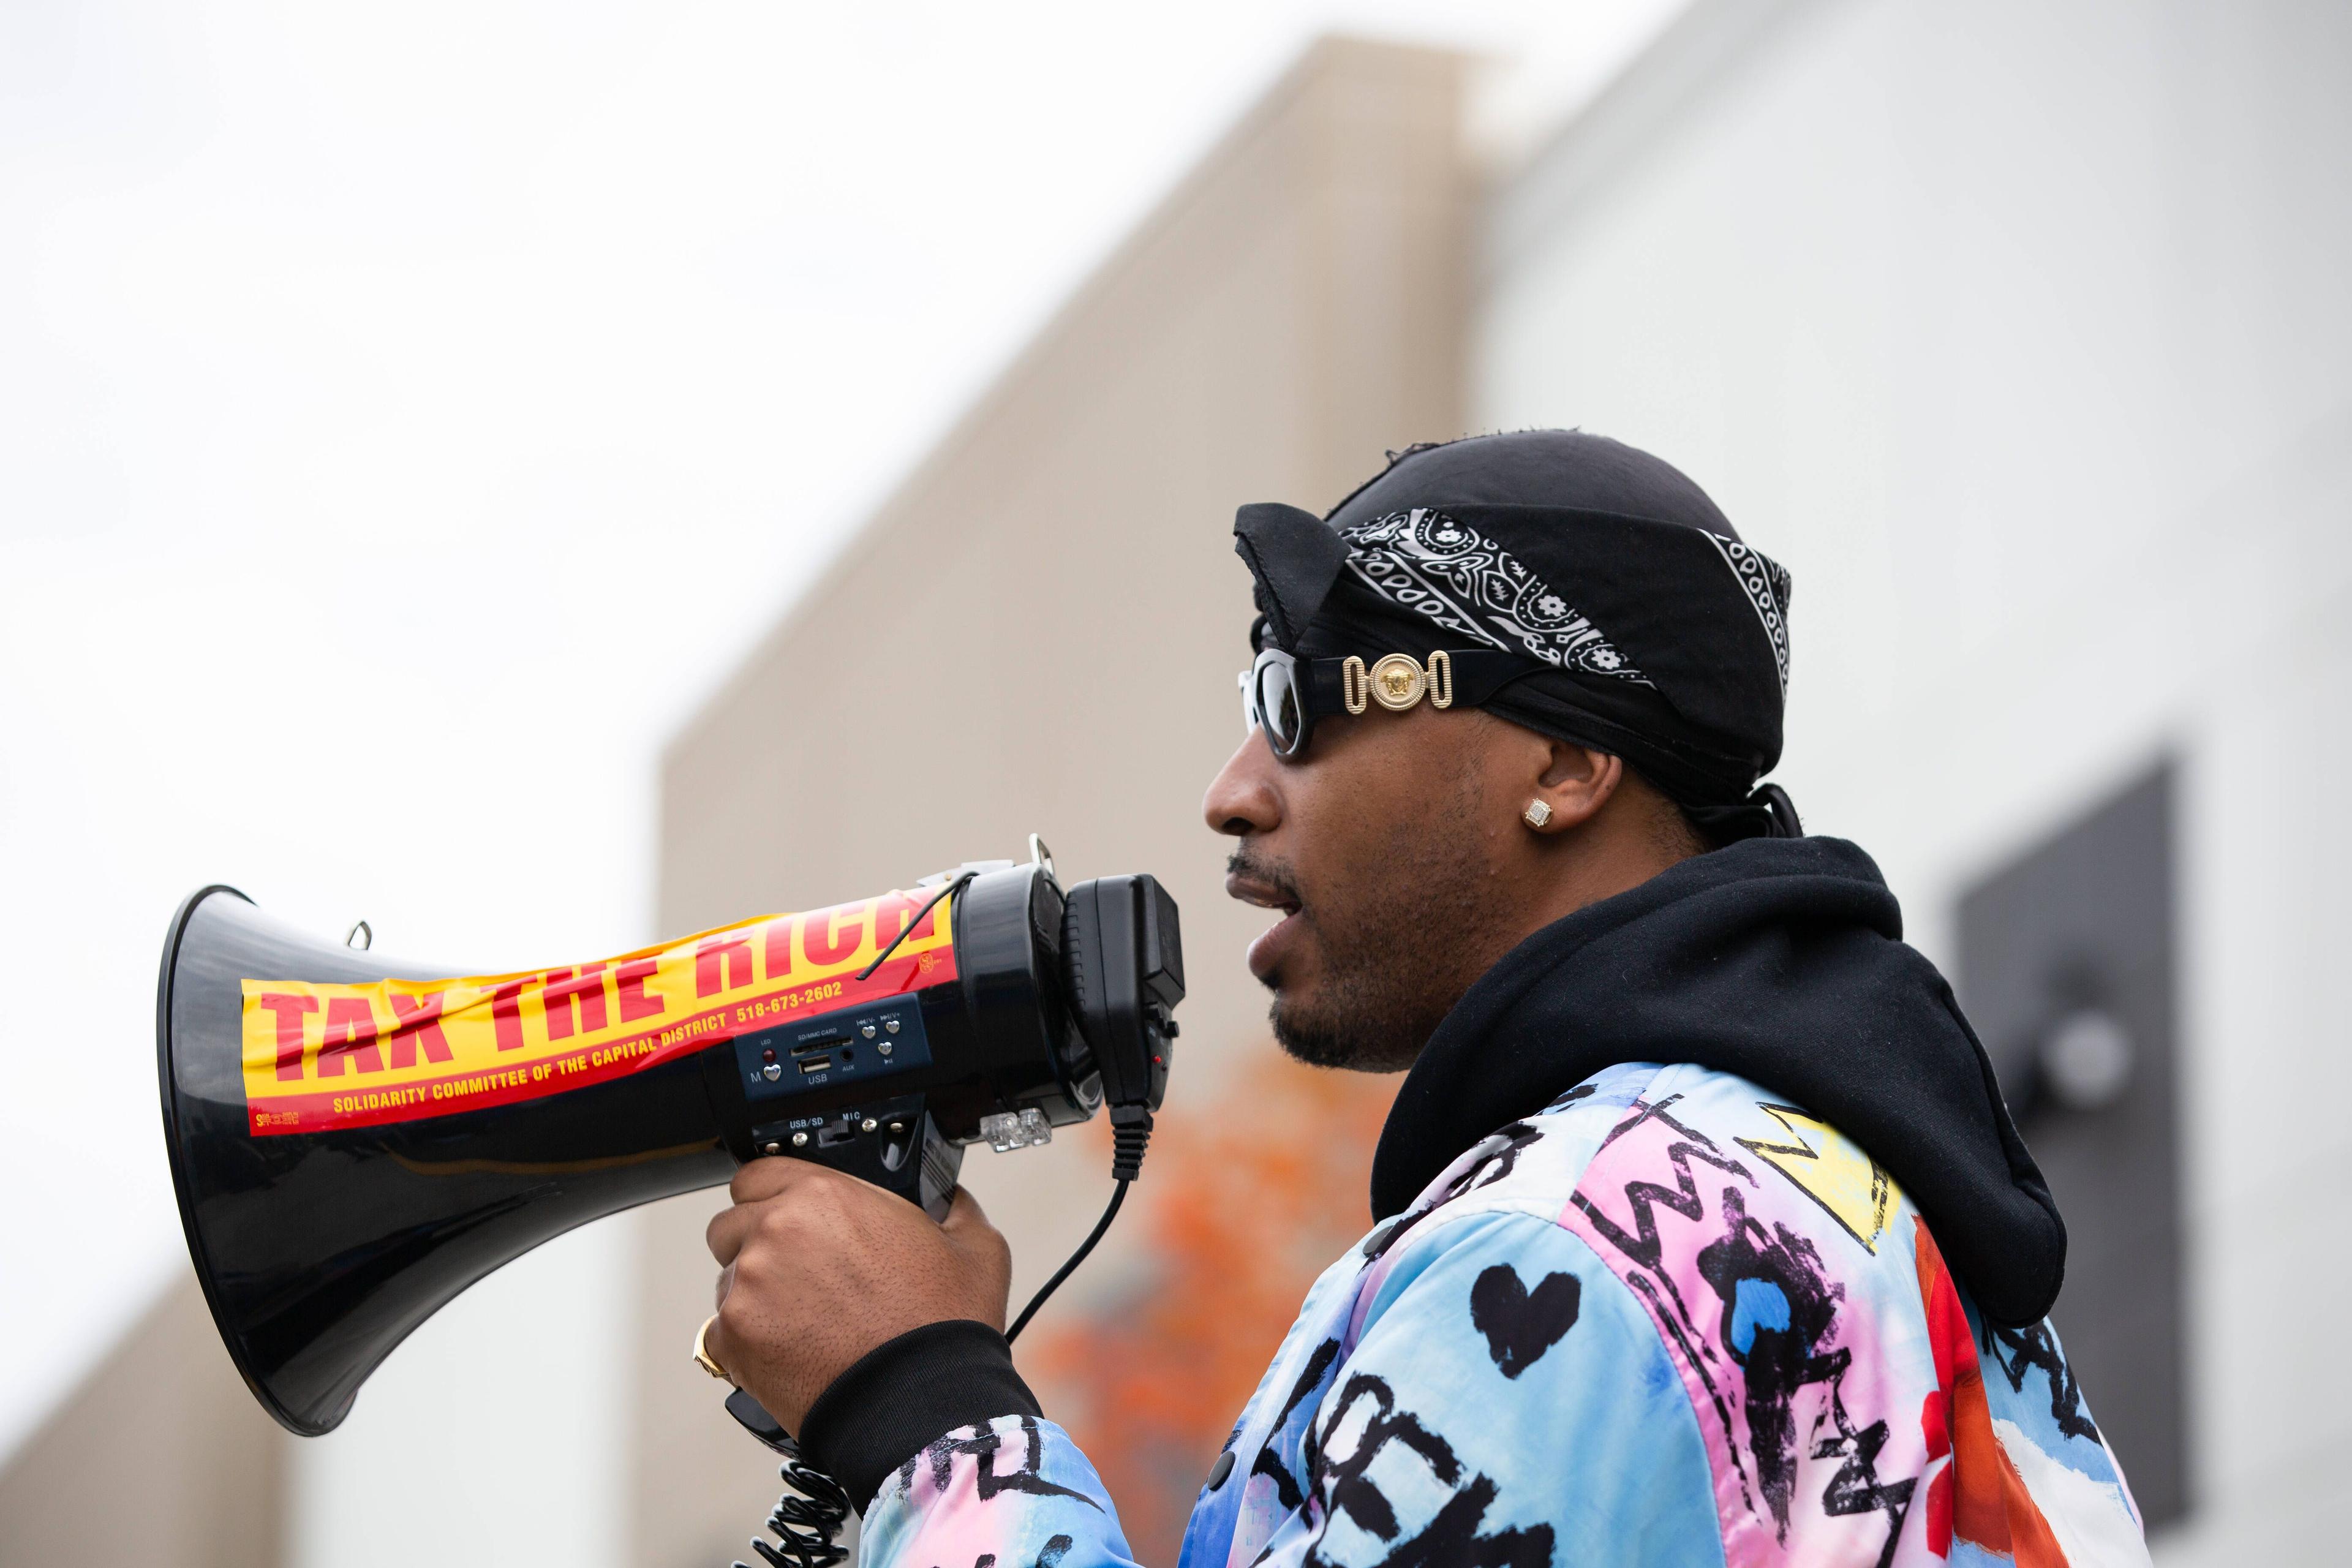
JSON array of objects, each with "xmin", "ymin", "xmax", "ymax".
[{"xmin": 1238, "ymin": 647, "xmax": 1533, "ymax": 760}]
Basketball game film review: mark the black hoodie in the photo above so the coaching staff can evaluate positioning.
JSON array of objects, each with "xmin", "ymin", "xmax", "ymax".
[{"xmin": 1371, "ymin": 833, "xmax": 2065, "ymax": 1329}]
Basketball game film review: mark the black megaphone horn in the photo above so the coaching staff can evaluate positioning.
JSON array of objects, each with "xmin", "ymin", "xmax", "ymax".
[{"xmin": 156, "ymin": 846, "xmax": 1181, "ymax": 1436}]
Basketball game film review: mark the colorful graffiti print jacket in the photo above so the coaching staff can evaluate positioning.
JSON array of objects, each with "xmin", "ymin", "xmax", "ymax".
[
  {"xmin": 822, "ymin": 842, "xmax": 2151, "ymax": 1568},
  {"xmin": 854, "ymin": 1063, "xmax": 2147, "ymax": 1568}
]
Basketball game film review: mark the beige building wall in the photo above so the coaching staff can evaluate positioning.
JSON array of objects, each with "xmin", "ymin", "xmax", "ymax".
[
  {"xmin": 0, "ymin": 36, "xmax": 1469, "ymax": 1568},
  {"xmin": 631, "ymin": 37, "xmax": 1469, "ymax": 1568},
  {"xmin": 0, "ymin": 1275, "xmax": 287, "ymax": 1568}
]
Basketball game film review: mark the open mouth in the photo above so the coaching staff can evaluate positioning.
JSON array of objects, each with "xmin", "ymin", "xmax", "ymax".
[
  {"xmin": 1235, "ymin": 882, "xmax": 1302, "ymax": 918},
  {"xmin": 1227, "ymin": 858, "xmax": 1305, "ymax": 982},
  {"xmin": 1245, "ymin": 906, "xmax": 1303, "ymax": 982}
]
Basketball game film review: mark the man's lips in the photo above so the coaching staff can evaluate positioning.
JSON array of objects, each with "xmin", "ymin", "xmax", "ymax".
[{"xmin": 1227, "ymin": 868, "xmax": 1304, "ymax": 984}]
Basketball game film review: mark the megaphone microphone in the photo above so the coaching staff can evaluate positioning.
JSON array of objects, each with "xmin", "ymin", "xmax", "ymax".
[{"xmin": 156, "ymin": 840, "xmax": 1182, "ymax": 1442}]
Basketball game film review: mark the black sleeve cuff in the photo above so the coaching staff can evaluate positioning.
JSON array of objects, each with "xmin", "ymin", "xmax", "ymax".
[{"xmin": 797, "ymin": 1318, "xmax": 1043, "ymax": 1511}]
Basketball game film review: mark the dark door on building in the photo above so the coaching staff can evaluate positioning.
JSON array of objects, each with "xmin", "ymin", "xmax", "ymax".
[{"xmin": 1955, "ymin": 761, "xmax": 2187, "ymax": 1527}]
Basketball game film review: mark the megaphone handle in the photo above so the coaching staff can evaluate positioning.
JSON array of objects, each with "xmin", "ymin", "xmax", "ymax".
[
  {"xmin": 914, "ymin": 1120, "xmax": 963, "ymax": 1222},
  {"xmin": 752, "ymin": 1098, "xmax": 965, "ymax": 1220},
  {"xmin": 725, "ymin": 1386, "xmax": 797, "ymax": 1452}
]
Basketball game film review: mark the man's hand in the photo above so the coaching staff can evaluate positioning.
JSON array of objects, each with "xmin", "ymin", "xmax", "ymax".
[{"xmin": 704, "ymin": 1159, "xmax": 1014, "ymax": 1434}]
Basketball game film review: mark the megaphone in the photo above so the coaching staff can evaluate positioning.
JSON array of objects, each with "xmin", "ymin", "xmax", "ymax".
[{"xmin": 157, "ymin": 844, "xmax": 1182, "ymax": 1437}]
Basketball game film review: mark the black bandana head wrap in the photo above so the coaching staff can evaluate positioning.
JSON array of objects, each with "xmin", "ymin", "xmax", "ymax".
[{"xmin": 1234, "ymin": 430, "xmax": 1800, "ymax": 842}]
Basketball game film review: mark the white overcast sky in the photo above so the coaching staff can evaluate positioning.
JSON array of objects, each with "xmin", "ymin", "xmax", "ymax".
[{"xmin": 0, "ymin": 0, "xmax": 1683, "ymax": 1457}]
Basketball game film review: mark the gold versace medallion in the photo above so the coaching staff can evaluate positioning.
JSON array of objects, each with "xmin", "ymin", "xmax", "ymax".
[
  {"xmin": 1369, "ymin": 654, "xmax": 1426, "ymax": 710},
  {"xmin": 1341, "ymin": 651, "xmax": 1457, "ymax": 717}
]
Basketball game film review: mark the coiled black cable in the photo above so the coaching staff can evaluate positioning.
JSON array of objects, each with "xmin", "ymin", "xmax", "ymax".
[
  {"xmin": 725, "ymin": 1390, "xmax": 854, "ymax": 1568},
  {"xmin": 737, "ymin": 1435, "xmax": 854, "ymax": 1568}
]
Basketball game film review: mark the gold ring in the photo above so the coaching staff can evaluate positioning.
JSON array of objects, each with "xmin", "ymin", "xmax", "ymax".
[{"xmin": 693, "ymin": 1313, "xmax": 731, "ymax": 1382}]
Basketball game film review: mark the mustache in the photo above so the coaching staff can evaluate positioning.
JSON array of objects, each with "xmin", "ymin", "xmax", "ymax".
[{"xmin": 1227, "ymin": 846, "xmax": 1305, "ymax": 909}]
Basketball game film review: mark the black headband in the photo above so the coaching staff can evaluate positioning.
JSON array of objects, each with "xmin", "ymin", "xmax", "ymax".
[{"xmin": 1234, "ymin": 435, "xmax": 1800, "ymax": 840}]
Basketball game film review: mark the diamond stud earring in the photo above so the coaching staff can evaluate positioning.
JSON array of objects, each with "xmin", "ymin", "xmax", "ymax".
[{"xmin": 1523, "ymin": 799, "xmax": 1554, "ymax": 829}]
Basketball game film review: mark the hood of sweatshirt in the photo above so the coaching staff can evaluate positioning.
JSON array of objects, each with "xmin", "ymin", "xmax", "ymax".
[{"xmin": 1370, "ymin": 835, "xmax": 2066, "ymax": 1327}]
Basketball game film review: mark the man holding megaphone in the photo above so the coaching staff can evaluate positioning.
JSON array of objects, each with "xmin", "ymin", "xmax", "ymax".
[{"xmin": 697, "ymin": 434, "xmax": 2152, "ymax": 1567}]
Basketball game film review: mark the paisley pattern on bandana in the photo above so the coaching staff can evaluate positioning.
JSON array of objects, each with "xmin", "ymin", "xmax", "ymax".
[
  {"xmin": 1705, "ymin": 533, "xmax": 1793, "ymax": 697},
  {"xmin": 1338, "ymin": 508, "xmax": 1653, "ymax": 685},
  {"xmin": 858, "ymin": 1063, "xmax": 2149, "ymax": 1568}
]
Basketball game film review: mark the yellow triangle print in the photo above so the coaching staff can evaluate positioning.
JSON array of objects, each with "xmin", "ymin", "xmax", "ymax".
[{"xmin": 1736, "ymin": 1104, "xmax": 1898, "ymax": 1253}]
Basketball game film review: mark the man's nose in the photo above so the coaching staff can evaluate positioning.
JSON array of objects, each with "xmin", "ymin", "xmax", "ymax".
[{"xmin": 1203, "ymin": 732, "xmax": 1281, "ymax": 839}]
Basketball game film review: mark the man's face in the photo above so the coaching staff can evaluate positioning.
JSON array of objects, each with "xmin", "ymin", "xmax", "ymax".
[{"xmin": 1202, "ymin": 699, "xmax": 1529, "ymax": 1072}]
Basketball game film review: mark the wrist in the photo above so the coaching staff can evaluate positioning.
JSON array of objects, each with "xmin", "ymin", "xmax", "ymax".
[{"xmin": 797, "ymin": 1318, "xmax": 1042, "ymax": 1510}]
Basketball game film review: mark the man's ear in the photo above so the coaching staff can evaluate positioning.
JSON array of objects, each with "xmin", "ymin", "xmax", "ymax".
[{"xmin": 1525, "ymin": 742, "xmax": 1624, "ymax": 834}]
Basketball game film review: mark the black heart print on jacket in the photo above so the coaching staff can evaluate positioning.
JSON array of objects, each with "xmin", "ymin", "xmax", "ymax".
[{"xmin": 1469, "ymin": 1264, "xmax": 1582, "ymax": 1379}]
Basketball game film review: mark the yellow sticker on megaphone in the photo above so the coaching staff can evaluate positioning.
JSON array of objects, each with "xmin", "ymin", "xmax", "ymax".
[{"xmin": 238, "ymin": 888, "xmax": 958, "ymax": 1136}]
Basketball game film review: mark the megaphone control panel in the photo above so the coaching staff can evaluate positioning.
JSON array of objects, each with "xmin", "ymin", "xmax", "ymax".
[
  {"xmin": 736, "ymin": 993, "xmax": 933, "ymax": 1101},
  {"xmin": 156, "ymin": 844, "xmax": 1180, "ymax": 1438}
]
